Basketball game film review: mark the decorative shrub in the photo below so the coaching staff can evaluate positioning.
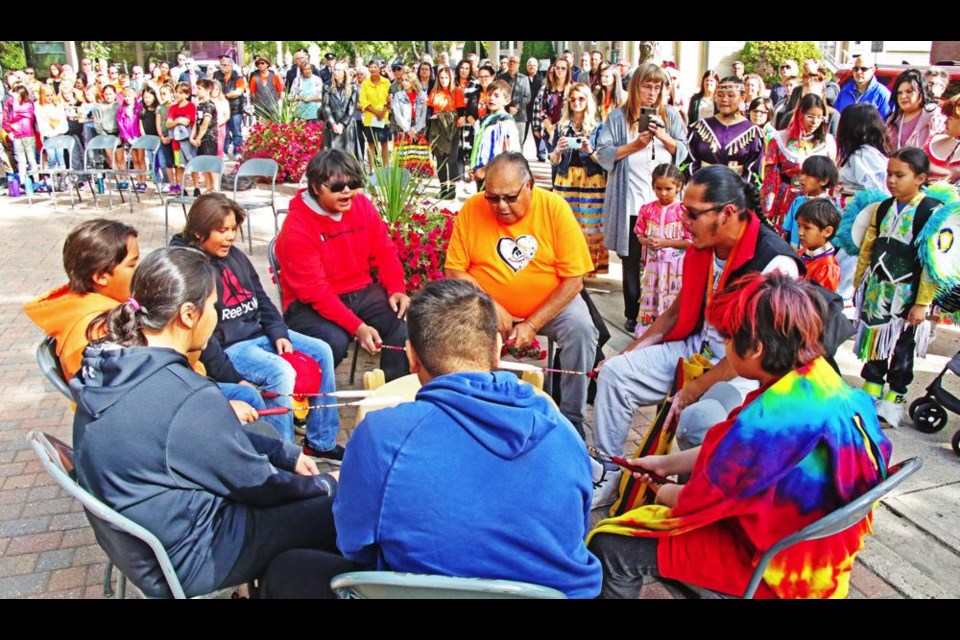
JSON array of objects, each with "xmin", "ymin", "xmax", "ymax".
[
  {"xmin": 740, "ymin": 41, "xmax": 824, "ymax": 87},
  {"xmin": 242, "ymin": 120, "xmax": 324, "ymax": 183}
]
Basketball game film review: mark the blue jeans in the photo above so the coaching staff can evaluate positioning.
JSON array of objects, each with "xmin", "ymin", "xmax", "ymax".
[
  {"xmin": 224, "ymin": 331, "xmax": 338, "ymax": 448},
  {"xmin": 226, "ymin": 113, "xmax": 243, "ymax": 156}
]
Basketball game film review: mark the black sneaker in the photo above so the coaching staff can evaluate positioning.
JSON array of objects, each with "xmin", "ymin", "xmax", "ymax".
[
  {"xmin": 193, "ymin": 187, "xmax": 202, "ymax": 197},
  {"xmin": 623, "ymin": 319, "xmax": 638, "ymax": 334},
  {"xmin": 303, "ymin": 442, "xmax": 345, "ymax": 465}
]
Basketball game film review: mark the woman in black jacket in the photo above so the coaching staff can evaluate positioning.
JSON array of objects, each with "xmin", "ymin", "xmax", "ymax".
[{"xmin": 322, "ymin": 62, "xmax": 361, "ymax": 160}]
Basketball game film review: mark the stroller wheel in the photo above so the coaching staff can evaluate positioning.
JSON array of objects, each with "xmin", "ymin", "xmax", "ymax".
[
  {"xmin": 913, "ymin": 401, "xmax": 949, "ymax": 433},
  {"xmin": 952, "ymin": 430, "xmax": 960, "ymax": 457},
  {"xmin": 908, "ymin": 397, "xmax": 930, "ymax": 421}
]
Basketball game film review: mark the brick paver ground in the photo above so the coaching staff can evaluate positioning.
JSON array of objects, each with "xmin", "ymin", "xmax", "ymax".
[{"xmin": 0, "ymin": 159, "xmax": 905, "ymax": 598}]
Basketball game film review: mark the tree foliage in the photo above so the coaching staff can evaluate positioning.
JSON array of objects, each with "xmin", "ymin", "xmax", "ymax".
[
  {"xmin": 0, "ymin": 41, "xmax": 26, "ymax": 70},
  {"xmin": 520, "ymin": 41, "xmax": 555, "ymax": 63},
  {"xmin": 740, "ymin": 41, "xmax": 824, "ymax": 86}
]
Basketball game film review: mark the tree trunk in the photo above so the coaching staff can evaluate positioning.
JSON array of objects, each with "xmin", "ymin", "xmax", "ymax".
[{"xmin": 638, "ymin": 41, "xmax": 659, "ymax": 65}]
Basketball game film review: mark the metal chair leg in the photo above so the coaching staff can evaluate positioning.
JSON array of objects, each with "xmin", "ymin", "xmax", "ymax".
[
  {"xmin": 349, "ymin": 340, "xmax": 360, "ymax": 385},
  {"xmin": 103, "ymin": 562, "xmax": 114, "ymax": 597}
]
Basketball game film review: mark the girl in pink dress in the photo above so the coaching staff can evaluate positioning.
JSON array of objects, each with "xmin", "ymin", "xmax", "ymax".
[{"xmin": 634, "ymin": 163, "xmax": 691, "ymax": 330}]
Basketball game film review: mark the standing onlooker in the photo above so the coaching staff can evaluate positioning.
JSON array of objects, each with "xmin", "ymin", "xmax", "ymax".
[
  {"xmin": 249, "ymin": 55, "xmax": 285, "ymax": 121},
  {"xmin": 319, "ymin": 52, "xmax": 337, "ymax": 86},
  {"xmin": 210, "ymin": 81, "xmax": 229, "ymax": 158},
  {"xmin": 156, "ymin": 84, "xmax": 177, "ymax": 192},
  {"xmin": 323, "ymin": 62, "xmax": 361, "ymax": 159},
  {"xmin": 502, "ymin": 55, "xmax": 530, "ymax": 144},
  {"xmin": 547, "ymin": 83, "xmax": 608, "ymax": 274},
  {"xmin": 594, "ymin": 66, "xmax": 626, "ymax": 123},
  {"xmin": 138, "ymin": 86, "xmax": 161, "ymax": 185},
  {"xmin": 761, "ymin": 93, "xmax": 837, "ymax": 231},
  {"xmin": 129, "ymin": 66, "xmax": 145, "ymax": 92},
  {"xmin": 457, "ymin": 60, "xmax": 480, "ymax": 166},
  {"xmin": 290, "ymin": 61, "xmax": 323, "ymax": 122},
  {"xmin": 743, "ymin": 73, "xmax": 765, "ymax": 111},
  {"xmin": 116, "ymin": 87, "xmax": 144, "ymax": 191},
  {"xmin": 170, "ymin": 52, "xmax": 189, "ymax": 84},
  {"xmin": 576, "ymin": 51, "xmax": 592, "ymax": 84},
  {"xmin": 925, "ymin": 95, "xmax": 960, "ymax": 184},
  {"xmin": 885, "ymin": 68, "xmax": 945, "ymax": 153},
  {"xmin": 166, "ymin": 82, "xmax": 197, "ymax": 192},
  {"xmin": 213, "ymin": 56, "xmax": 246, "ymax": 160},
  {"xmin": 468, "ymin": 80, "xmax": 520, "ymax": 188},
  {"xmin": 285, "ymin": 49, "xmax": 320, "ymax": 93},
  {"xmin": 925, "ymin": 67, "xmax": 950, "ymax": 106},
  {"xmin": 834, "ymin": 53, "xmax": 892, "ymax": 120},
  {"xmin": 359, "ymin": 60, "xmax": 391, "ymax": 170},
  {"xmin": 35, "ymin": 84, "xmax": 68, "ymax": 185},
  {"xmin": 687, "ymin": 70, "xmax": 719, "ymax": 124},
  {"xmin": 731, "ymin": 60, "xmax": 745, "ymax": 79},
  {"xmin": 3, "ymin": 85, "xmax": 39, "ymax": 190},
  {"xmin": 532, "ymin": 58, "xmax": 572, "ymax": 168},
  {"xmin": 189, "ymin": 79, "xmax": 219, "ymax": 194},
  {"xmin": 392, "ymin": 76, "xmax": 431, "ymax": 178},
  {"xmin": 595, "ymin": 63, "xmax": 689, "ymax": 334},
  {"xmin": 416, "ymin": 61, "xmax": 435, "ymax": 96},
  {"xmin": 60, "ymin": 82, "xmax": 85, "ymax": 171},
  {"xmin": 522, "ymin": 57, "xmax": 543, "ymax": 152},
  {"xmin": 617, "ymin": 59, "xmax": 633, "ymax": 90},
  {"xmin": 770, "ymin": 59, "xmax": 798, "ymax": 104},
  {"xmin": 426, "ymin": 65, "xmax": 465, "ymax": 200}
]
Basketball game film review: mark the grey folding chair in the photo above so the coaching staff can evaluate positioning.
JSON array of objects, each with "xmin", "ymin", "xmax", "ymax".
[
  {"xmin": 115, "ymin": 135, "xmax": 164, "ymax": 212},
  {"xmin": 39, "ymin": 135, "xmax": 82, "ymax": 208},
  {"xmin": 27, "ymin": 431, "xmax": 189, "ymax": 599},
  {"xmin": 233, "ymin": 158, "xmax": 279, "ymax": 253},
  {"xmin": 163, "ymin": 154, "xmax": 225, "ymax": 243},
  {"xmin": 668, "ymin": 456, "xmax": 924, "ymax": 599},
  {"xmin": 82, "ymin": 134, "xmax": 120, "ymax": 209},
  {"xmin": 267, "ymin": 235, "xmax": 283, "ymax": 302},
  {"xmin": 331, "ymin": 571, "xmax": 566, "ymax": 599},
  {"xmin": 275, "ymin": 172, "xmax": 307, "ymax": 230},
  {"xmin": 36, "ymin": 336, "xmax": 73, "ymax": 401}
]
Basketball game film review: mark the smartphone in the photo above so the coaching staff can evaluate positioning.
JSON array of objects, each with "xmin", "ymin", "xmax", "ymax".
[
  {"xmin": 587, "ymin": 445, "xmax": 676, "ymax": 484},
  {"xmin": 562, "ymin": 136, "xmax": 584, "ymax": 147},
  {"xmin": 637, "ymin": 106, "xmax": 657, "ymax": 132}
]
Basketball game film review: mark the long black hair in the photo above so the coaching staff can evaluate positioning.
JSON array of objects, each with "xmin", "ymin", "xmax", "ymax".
[
  {"xmin": 836, "ymin": 103, "xmax": 889, "ymax": 167},
  {"xmin": 87, "ymin": 247, "xmax": 216, "ymax": 346},
  {"xmin": 887, "ymin": 68, "xmax": 936, "ymax": 125}
]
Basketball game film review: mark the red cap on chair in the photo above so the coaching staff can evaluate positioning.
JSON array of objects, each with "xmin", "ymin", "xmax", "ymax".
[{"xmin": 279, "ymin": 351, "xmax": 322, "ymax": 399}]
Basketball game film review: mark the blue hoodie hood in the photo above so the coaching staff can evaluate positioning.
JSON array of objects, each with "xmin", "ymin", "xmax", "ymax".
[{"xmin": 414, "ymin": 371, "xmax": 572, "ymax": 460}]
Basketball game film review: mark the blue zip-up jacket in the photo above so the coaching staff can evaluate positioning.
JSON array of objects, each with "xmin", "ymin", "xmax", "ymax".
[
  {"xmin": 835, "ymin": 77, "xmax": 893, "ymax": 120},
  {"xmin": 333, "ymin": 371, "xmax": 602, "ymax": 598}
]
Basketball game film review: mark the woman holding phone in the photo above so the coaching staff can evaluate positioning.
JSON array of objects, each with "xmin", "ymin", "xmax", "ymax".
[{"xmin": 595, "ymin": 63, "xmax": 688, "ymax": 334}]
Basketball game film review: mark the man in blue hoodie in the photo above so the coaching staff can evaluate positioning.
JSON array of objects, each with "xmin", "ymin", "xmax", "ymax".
[
  {"xmin": 834, "ymin": 53, "xmax": 893, "ymax": 120},
  {"xmin": 332, "ymin": 279, "xmax": 602, "ymax": 598}
]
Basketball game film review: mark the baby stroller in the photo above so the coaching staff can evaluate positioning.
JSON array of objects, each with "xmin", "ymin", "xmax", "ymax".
[{"xmin": 910, "ymin": 286, "xmax": 960, "ymax": 456}]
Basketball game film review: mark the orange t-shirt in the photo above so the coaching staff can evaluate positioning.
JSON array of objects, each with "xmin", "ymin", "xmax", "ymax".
[{"xmin": 446, "ymin": 187, "xmax": 594, "ymax": 318}]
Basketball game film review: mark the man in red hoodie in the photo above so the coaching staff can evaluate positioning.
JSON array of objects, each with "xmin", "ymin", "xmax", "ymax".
[{"xmin": 277, "ymin": 150, "xmax": 411, "ymax": 381}]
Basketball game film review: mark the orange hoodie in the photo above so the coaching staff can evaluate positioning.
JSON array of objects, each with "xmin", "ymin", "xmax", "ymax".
[
  {"xmin": 24, "ymin": 284, "xmax": 210, "ymax": 382},
  {"xmin": 23, "ymin": 285, "xmax": 120, "ymax": 380}
]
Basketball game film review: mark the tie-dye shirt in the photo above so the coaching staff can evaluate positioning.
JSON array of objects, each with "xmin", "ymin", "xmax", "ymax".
[{"xmin": 591, "ymin": 357, "xmax": 891, "ymax": 598}]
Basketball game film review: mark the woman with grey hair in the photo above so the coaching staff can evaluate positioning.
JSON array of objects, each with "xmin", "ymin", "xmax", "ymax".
[{"xmin": 595, "ymin": 63, "xmax": 688, "ymax": 333}]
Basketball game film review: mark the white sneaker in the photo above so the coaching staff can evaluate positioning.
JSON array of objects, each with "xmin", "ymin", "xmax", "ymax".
[
  {"xmin": 591, "ymin": 460, "xmax": 623, "ymax": 510},
  {"xmin": 876, "ymin": 399, "xmax": 905, "ymax": 428}
]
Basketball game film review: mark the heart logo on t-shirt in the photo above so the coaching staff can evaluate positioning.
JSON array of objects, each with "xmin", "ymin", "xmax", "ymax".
[{"xmin": 496, "ymin": 235, "xmax": 539, "ymax": 273}]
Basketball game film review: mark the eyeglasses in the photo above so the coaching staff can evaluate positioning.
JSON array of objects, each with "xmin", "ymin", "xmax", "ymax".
[
  {"xmin": 683, "ymin": 201, "xmax": 731, "ymax": 221},
  {"xmin": 851, "ymin": 66, "xmax": 873, "ymax": 72},
  {"xmin": 640, "ymin": 82, "xmax": 662, "ymax": 93},
  {"xmin": 569, "ymin": 96, "xmax": 587, "ymax": 103},
  {"xmin": 322, "ymin": 179, "xmax": 363, "ymax": 193},
  {"xmin": 750, "ymin": 108, "xmax": 769, "ymax": 114},
  {"xmin": 803, "ymin": 113, "xmax": 826, "ymax": 122},
  {"xmin": 257, "ymin": 61, "xmax": 268, "ymax": 66},
  {"xmin": 780, "ymin": 65, "xmax": 791, "ymax": 70},
  {"xmin": 484, "ymin": 185, "xmax": 527, "ymax": 204}
]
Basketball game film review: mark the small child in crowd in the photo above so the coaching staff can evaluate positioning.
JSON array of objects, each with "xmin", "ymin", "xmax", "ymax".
[
  {"xmin": 634, "ymin": 163, "xmax": 690, "ymax": 331},
  {"xmin": 795, "ymin": 198, "xmax": 841, "ymax": 292},
  {"xmin": 781, "ymin": 155, "xmax": 839, "ymax": 248}
]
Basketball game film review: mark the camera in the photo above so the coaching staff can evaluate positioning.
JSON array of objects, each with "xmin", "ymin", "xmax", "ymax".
[{"xmin": 637, "ymin": 106, "xmax": 658, "ymax": 132}]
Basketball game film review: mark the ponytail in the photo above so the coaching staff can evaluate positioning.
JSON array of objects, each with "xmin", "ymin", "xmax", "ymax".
[{"xmin": 87, "ymin": 247, "xmax": 216, "ymax": 346}]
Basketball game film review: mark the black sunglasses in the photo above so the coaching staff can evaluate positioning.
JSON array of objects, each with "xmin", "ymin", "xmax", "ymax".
[
  {"xmin": 851, "ymin": 66, "xmax": 873, "ymax": 72},
  {"xmin": 323, "ymin": 179, "xmax": 363, "ymax": 193},
  {"xmin": 484, "ymin": 185, "xmax": 527, "ymax": 204},
  {"xmin": 683, "ymin": 201, "xmax": 733, "ymax": 221}
]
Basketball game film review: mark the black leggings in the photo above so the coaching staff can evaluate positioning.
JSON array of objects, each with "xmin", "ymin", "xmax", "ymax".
[{"xmin": 621, "ymin": 215, "xmax": 643, "ymax": 323}]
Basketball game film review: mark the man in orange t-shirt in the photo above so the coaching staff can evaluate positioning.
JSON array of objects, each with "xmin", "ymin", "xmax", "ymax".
[{"xmin": 445, "ymin": 152, "xmax": 598, "ymax": 433}]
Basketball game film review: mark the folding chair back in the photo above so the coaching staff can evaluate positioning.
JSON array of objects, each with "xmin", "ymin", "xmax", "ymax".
[{"xmin": 331, "ymin": 571, "xmax": 567, "ymax": 599}]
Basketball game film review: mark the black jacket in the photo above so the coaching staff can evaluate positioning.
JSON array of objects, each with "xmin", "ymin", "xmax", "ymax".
[
  {"xmin": 71, "ymin": 344, "xmax": 327, "ymax": 597},
  {"xmin": 170, "ymin": 235, "xmax": 289, "ymax": 382}
]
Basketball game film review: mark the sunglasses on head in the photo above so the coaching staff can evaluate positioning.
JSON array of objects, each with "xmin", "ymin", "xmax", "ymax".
[{"xmin": 323, "ymin": 179, "xmax": 363, "ymax": 192}]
